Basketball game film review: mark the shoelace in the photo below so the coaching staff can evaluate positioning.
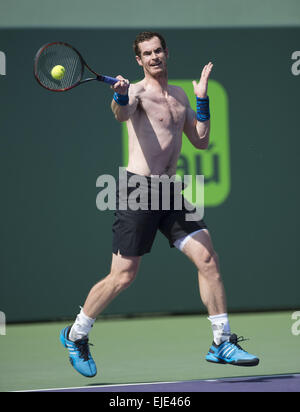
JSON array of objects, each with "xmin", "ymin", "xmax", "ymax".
[
  {"xmin": 229, "ymin": 334, "xmax": 249, "ymax": 351},
  {"xmin": 74, "ymin": 338, "xmax": 94, "ymax": 361}
]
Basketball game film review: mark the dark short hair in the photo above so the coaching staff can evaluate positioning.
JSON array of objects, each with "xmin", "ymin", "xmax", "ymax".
[{"xmin": 133, "ymin": 31, "xmax": 167, "ymax": 58}]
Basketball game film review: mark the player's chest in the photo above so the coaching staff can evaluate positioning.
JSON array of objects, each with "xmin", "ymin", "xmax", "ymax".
[{"xmin": 140, "ymin": 94, "xmax": 186, "ymax": 127}]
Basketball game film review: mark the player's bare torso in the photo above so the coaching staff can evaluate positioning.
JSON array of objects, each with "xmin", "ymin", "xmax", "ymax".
[{"xmin": 126, "ymin": 81, "xmax": 188, "ymax": 177}]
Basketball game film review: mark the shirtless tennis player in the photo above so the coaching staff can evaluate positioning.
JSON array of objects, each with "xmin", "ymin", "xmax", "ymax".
[{"xmin": 60, "ymin": 32, "xmax": 259, "ymax": 377}]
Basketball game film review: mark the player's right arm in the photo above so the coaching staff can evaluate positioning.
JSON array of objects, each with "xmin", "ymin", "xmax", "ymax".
[{"xmin": 111, "ymin": 75, "xmax": 138, "ymax": 122}]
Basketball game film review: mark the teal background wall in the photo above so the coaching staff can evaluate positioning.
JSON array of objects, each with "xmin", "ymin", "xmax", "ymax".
[
  {"xmin": 0, "ymin": 2, "xmax": 300, "ymax": 322},
  {"xmin": 1, "ymin": 0, "xmax": 300, "ymax": 28}
]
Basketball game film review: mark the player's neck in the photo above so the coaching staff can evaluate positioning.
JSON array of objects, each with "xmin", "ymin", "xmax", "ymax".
[{"xmin": 143, "ymin": 71, "xmax": 168, "ymax": 93}]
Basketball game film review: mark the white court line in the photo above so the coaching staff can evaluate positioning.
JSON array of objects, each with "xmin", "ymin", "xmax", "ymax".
[{"xmin": 16, "ymin": 380, "xmax": 180, "ymax": 392}]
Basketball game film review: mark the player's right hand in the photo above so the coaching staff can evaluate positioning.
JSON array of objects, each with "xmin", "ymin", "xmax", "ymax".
[{"xmin": 112, "ymin": 75, "xmax": 130, "ymax": 95}]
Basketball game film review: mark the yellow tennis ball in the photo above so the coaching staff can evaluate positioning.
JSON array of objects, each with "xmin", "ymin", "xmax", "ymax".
[{"xmin": 51, "ymin": 65, "xmax": 65, "ymax": 80}]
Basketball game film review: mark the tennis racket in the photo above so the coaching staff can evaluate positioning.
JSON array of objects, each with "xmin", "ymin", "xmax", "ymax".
[{"xmin": 34, "ymin": 42, "xmax": 119, "ymax": 92}]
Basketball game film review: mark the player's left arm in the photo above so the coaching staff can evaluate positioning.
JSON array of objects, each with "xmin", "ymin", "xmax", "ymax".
[{"xmin": 183, "ymin": 62, "xmax": 213, "ymax": 150}]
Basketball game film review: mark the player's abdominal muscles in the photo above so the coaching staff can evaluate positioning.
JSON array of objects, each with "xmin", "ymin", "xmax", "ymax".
[{"xmin": 146, "ymin": 140, "xmax": 182, "ymax": 176}]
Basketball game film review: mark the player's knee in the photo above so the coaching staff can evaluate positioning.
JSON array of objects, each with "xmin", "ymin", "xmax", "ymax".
[
  {"xmin": 118, "ymin": 270, "xmax": 137, "ymax": 290},
  {"xmin": 110, "ymin": 268, "xmax": 138, "ymax": 291},
  {"xmin": 197, "ymin": 250, "xmax": 220, "ymax": 280}
]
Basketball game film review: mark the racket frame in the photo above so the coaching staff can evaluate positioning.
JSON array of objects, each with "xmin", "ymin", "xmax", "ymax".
[{"xmin": 34, "ymin": 41, "xmax": 117, "ymax": 92}]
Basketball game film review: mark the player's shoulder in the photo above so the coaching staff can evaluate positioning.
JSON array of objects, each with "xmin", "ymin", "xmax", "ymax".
[{"xmin": 129, "ymin": 80, "xmax": 145, "ymax": 97}]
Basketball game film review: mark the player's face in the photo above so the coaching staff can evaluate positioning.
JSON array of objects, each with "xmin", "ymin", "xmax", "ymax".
[{"xmin": 136, "ymin": 37, "xmax": 168, "ymax": 77}]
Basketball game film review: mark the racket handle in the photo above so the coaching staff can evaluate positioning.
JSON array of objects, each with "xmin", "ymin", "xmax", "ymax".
[{"xmin": 100, "ymin": 75, "xmax": 119, "ymax": 85}]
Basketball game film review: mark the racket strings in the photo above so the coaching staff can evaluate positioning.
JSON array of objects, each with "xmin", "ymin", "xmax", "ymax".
[{"xmin": 35, "ymin": 43, "xmax": 83, "ymax": 90}]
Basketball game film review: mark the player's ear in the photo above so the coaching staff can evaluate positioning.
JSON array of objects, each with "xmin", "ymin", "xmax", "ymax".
[
  {"xmin": 165, "ymin": 48, "xmax": 169, "ymax": 59},
  {"xmin": 135, "ymin": 55, "xmax": 143, "ymax": 67}
]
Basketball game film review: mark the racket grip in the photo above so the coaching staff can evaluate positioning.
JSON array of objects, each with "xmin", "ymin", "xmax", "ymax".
[{"xmin": 101, "ymin": 75, "xmax": 119, "ymax": 85}]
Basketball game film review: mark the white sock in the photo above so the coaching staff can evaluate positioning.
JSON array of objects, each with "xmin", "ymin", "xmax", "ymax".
[
  {"xmin": 208, "ymin": 313, "xmax": 231, "ymax": 345},
  {"xmin": 69, "ymin": 307, "xmax": 96, "ymax": 342}
]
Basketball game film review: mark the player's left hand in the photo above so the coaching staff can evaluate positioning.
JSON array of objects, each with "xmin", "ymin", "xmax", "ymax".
[{"xmin": 192, "ymin": 62, "xmax": 213, "ymax": 98}]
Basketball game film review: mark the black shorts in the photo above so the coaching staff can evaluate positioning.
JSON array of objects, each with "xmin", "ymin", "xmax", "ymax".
[{"xmin": 112, "ymin": 171, "xmax": 207, "ymax": 256}]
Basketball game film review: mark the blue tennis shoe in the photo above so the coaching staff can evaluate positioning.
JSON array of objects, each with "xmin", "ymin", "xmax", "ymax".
[
  {"xmin": 60, "ymin": 326, "xmax": 97, "ymax": 377},
  {"xmin": 206, "ymin": 333, "xmax": 259, "ymax": 366}
]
